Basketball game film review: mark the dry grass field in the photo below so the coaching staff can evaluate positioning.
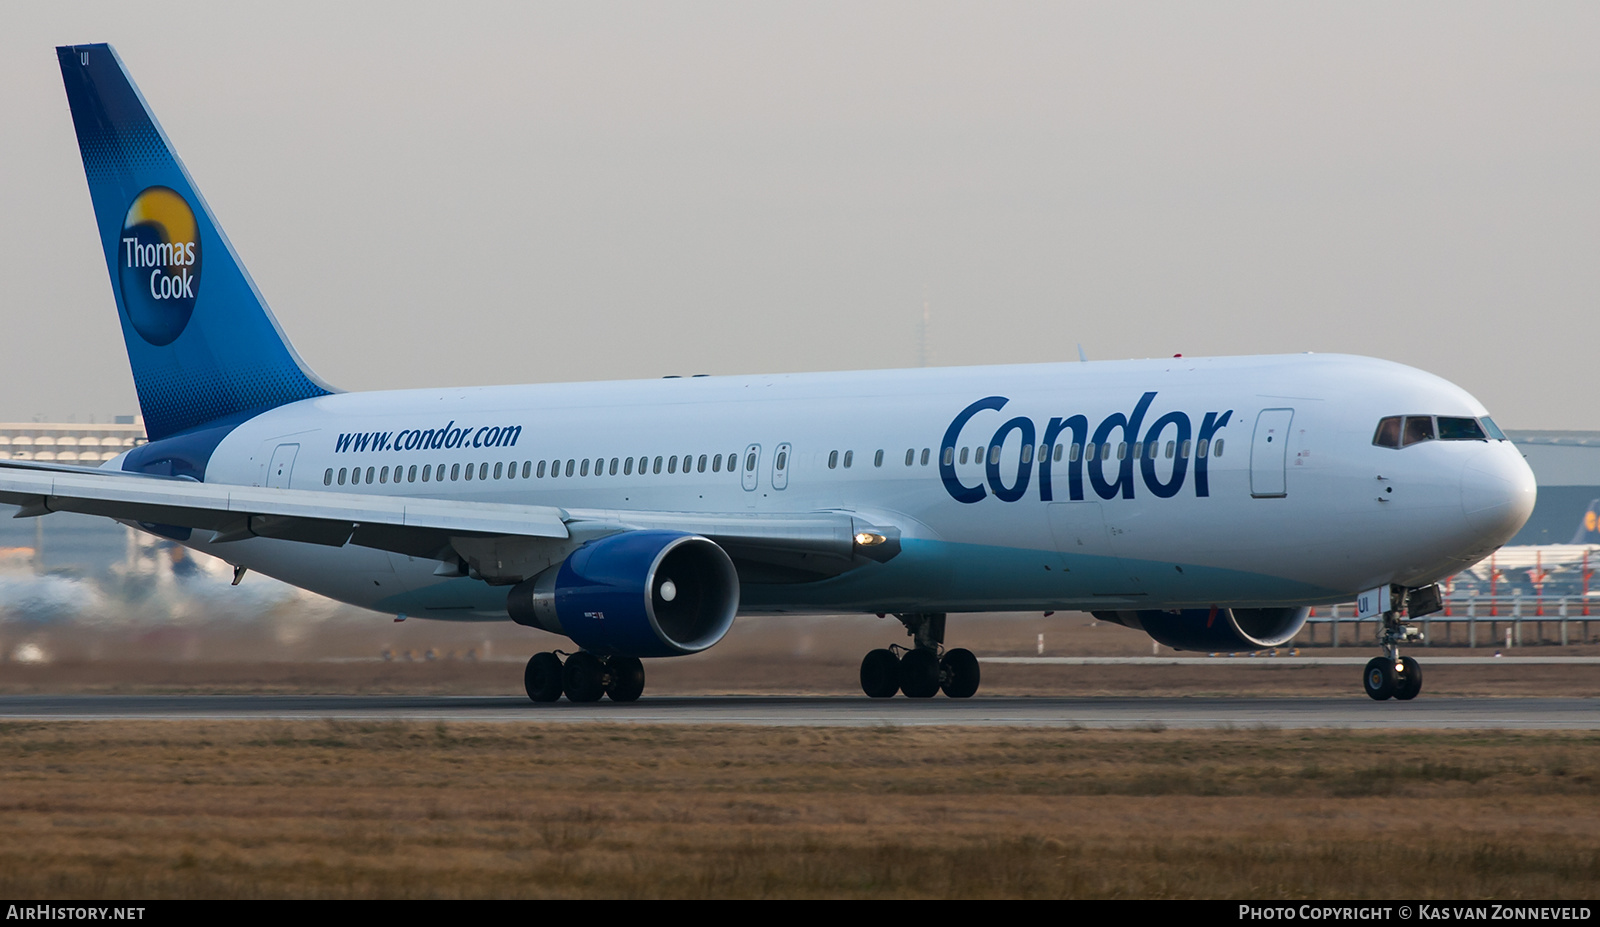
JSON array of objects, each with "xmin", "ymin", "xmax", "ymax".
[{"xmin": 0, "ymin": 722, "xmax": 1596, "ymax": 899}]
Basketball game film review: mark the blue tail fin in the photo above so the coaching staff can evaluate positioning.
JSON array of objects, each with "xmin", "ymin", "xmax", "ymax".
[
  {"xmin": 56, "ymin": 44, "xmax": 332, "ymax": 442},
  {"xmin": 1572, "ymin": 500, "xmax": 1600, "ymax": 545}
]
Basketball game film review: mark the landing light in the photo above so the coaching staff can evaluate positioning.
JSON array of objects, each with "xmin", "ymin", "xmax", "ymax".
[{"xmin": 855, "ymin": 532, "xmax": 887, "ymax": 547}]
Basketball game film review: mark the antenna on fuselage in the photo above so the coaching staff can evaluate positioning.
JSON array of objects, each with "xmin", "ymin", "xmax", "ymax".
[{"xmin": 1077, "ymin": 343, "xmax": 1089, "ymax": 363}]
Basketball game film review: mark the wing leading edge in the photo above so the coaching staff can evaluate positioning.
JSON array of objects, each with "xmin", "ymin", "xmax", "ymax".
[{"xmin": 0, "ymin": 461, "xmax": 899, "ymax": 586}]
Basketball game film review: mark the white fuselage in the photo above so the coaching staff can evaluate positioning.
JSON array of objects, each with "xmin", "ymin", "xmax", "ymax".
[{"xmin": 143, "ymin": 352, "xmax": 1534, "ymax": 622}]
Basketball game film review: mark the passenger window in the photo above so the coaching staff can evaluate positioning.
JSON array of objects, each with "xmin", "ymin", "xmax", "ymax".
[
  {"xmin": 1373, "ymin": 416, "xmax": 1402, "ymax": 448},
  {"xmin": 1021, "ymin": 444, "xmax": 1032, "ymax": 464},
  {"xmin": 697, "ymin": 454, "xmax": 707, "ymax": 473},
  {"xmin": 324, "ymin": 468, "xmax": 332, "ymax": 486},
  {"xmin": 1069, "ymin": 444, "xmax": 1081, "ymax": 462},
  {"xmin": 409, "ymin": 465, "xmax": 418, "ymax": 482},
  {"xmin": 623, "ymin": 458, "xmax": 633, "ymax": 476},
  {"xmin": 1180, "ymin": 440, "xmax": 1191, "ymax": 458},
  {"xmin": 829, "ymin": 450, "xmax": 838, "ymax": 469},
  {"xmin": 338, "ymin": 467, "xmax": 347, "ymax": 485},
  {"xmin": 465, "ymin": 464, "xmax": 474, "ymax": 481},
  {"xmin": 1438, "ymin": 417, "xmax": 1487, "ymax": 441},
  {"xmin": 988, "ymin": 446, "xmax": 1000, "ymax": 464},
  {"xmin": 421, "ymin": 465, "xmax": 431, "ymax": 482},
  {"xmin": 451, "ymin": 463, "xmax": 460, "ymax": 481},
  {"xmin": 1165, "ymin": 441, "xmax": 1175, "ymax": 459},
  {"xmin": 479, "ymin": 463, "xmax": 489, "ymax": 480},
  {"xmin": 1213, "ymin": 439, "xmax": 1225, "ymax": 458},
  {"xmin": 667, "ymin": 456, "xmax": 677, "ymax": 474},
  {"xmin": 922, "ymin": 448, "xmax": 931, "ymax": 466},
  {"xmin": 776, "ymin": 450, "xmax": 787, "ymax": 470},
  {"xmin": 746, "ymin": 452, "xmax": 757, "ymax": 472},
  {"xmin": 522, "ymin": 461, "xmax": 531, "ymax": 478},
  {"xmin": 494, "ymin": 462, "xmax": 503, "ymax": 480},
  {"xmin": 905, "ymin": 449, "xmax": 915, "ymax": 466},
  {"xmin": 653, "ymin": 456, "xmax": 663, "ymax": 474},
  {"xmin": 712, "ymin": 454, "xmax": 722, "ymax": 473},
  {"xmin": 1402, "ymin": 416, "xmax": 1435, "ymax": 447},
  {"xmin": 583, "ymin": 459, "xmax": 592, "ymax": 476},
  {"xmin": 844, "ymin": 450, "xmax": 854, "ymax": 468},
  {"xmin": 565, "ymin": 460, "xmax": 575, "ymax": 477},
  {"xmin": 612, "ymin": 458, "xmax": 621, "ymax": 475},
  {"xmin": 958, "ymin": 447, "xmax": 968, "ymax": 465},
  {"xmin": 1197, "ymin": 439, "xmax": 1209, "ymax": 459},
  {"xmin": 874, "ymin": 449, "xmax": 884, "ymax": 467},
  {"xmin": 366, "ymin": 467, "xmax": 375, "ymax": 484}
]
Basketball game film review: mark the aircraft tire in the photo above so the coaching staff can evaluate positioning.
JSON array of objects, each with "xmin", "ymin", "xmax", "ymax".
[
  {"xmin": 860, "ymin": 648, "xmax": 901, "ymax": 698},
  {"xmin": 1394, "ymin": 656, "xmax": 1422, "ymax": 701},
  {"xmin": 563, "ymin": 651, "xmax": 606, "ymax": 703},
  {"xmin": 1363, "ymin": 657, "xmax": 1395, "ymax": 701},
  {"xmin": 939, "ymin": 648, "xmax": 981, "ymax": 698},
  {"xmin": 524, "ymin": 652, "xmax": 564, "ymax": 703},
  {"xmin": 606, "ymin": 656, "xmax": 646, "ymax": 703},
  {"xmin": 899, "ymin": 648, "xmax": 941, "ymax": 698}
]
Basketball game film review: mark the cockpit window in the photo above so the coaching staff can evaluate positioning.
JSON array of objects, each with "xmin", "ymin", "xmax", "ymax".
[
  {"xmin": 1402, "ymin": 416, "xmax": 1436, "ymax": 446},
  {"xmin": 1377, "ymin": 414, "xmax": 1502, "ymax": 449},
  {"xmin": 1438, "ymin": 417, "xmax": 1487, "ymax": 441}
]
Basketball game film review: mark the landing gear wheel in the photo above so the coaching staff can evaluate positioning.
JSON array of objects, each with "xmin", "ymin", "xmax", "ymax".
[
  {"xmin": 562, "ymin": 651, "xmax": 606, "ymax": 703},
  {"xmin": 606, "ymin": 656, "xmax": 646, "ymax": 703},
  {"xmin": 939, "ymin": 648, "xmax": 981, "ymax": 699},
  {"xmin": 899, "ymin": 649, "xmax": 941, "ymax": 699},
  {"xmin": 1363, "ymin": 656, "xmax": 1395, "ymax": 701},
  {"xmin": 1394, "ymin": 656, "xmax": 1422, "ymax": 701},
  {"xmin": 523, "ymin": 652, "xmax": 563, "ymax": 703},
  {"xmin": 860, "ymin": 648, "xmax": 900, "ymax": 698}
]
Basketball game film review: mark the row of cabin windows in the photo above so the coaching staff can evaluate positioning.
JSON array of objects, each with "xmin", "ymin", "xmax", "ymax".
[
  {"xmin": 945, "ymin": 438, "xmax": 1223, "ymax": 466},
  {"xmin": 823, "ymin": 440, "xmax": 1225, "ymax": 471},
  {"xmin": 323, "ymin": 451, "xmax": 758, "ymax": 487},
  {"xmin": 320, "ymin": 439, "xmax": 1224, "ymax": 488}
]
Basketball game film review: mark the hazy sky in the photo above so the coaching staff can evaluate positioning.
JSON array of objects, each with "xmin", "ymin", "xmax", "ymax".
[{"xmin": 3, "ymin": 2, "xmax": 1596, "ymax": 427}]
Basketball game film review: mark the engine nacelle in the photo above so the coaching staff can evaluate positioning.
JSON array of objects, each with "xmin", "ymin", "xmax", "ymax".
[
  {"xmin": 506, "ymin": 530, "xmax": 739, "ymax": 658},
  {"xmin": 1092, "ymin": 606, "xmax": 1310, "ymax": 652}
]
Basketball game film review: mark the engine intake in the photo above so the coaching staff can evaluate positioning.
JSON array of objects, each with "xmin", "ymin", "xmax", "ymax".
[
  {"xmin": 1092, "ymin": 606, "xmax": 1310, "ymax": 652},
  {"xmin": 507, "ymin": 530, "xmax": 739, "ymax": 657}
]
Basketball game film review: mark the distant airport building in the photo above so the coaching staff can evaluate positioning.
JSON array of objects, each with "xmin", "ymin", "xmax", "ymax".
[
  {"xmin": 1503, "ymin": 430, "xmax": 1600, "ymax": 545},
  {"xmin": 0, "ymin": 418, "xmax": 144, "ymax": 465}
]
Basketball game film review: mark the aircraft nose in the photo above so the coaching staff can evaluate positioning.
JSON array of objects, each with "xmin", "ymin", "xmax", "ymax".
[{"xmin": 1461, "ymin": 444, "xmax": 1537, "ymax": 546}]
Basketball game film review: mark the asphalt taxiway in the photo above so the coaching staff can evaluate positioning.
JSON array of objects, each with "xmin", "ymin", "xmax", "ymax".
[{"xmin": 0, "ymin": 694, "xmax": 1595, "ymax": 729}]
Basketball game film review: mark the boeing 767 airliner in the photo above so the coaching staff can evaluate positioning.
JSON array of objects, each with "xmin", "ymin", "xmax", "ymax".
[{"xmin": 1, "ymin": 44, "xmax": 1536, "ymax": 703}]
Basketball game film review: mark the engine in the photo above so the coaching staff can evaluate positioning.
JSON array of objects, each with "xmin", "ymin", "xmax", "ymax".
[
  {"xmin": 1092, "ymin": 606, "xmax": 1310, "ymax": 652},
  {"xmin": 506, "ymin": 530, "xmax": 739, "ymax": 658}
]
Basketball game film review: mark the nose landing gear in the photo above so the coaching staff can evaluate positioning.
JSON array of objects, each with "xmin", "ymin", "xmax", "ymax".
[
  {"xmin": 1362, "ymin": 584, "xmax": 1438, "ymax": 701},
  {"xmin": 857, "ymin": 613, "xmax": 982, "ymax": 699}
]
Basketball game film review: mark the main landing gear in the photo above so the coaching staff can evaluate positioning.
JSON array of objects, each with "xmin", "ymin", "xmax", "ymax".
[
  {"xmin": 859, "ymin": 613, "xmax": 981, "ymax": 699},
  {"xmin": 1362, "ymin": 584, "xmax": 1440, "ymax": 701},
  {"xmin": 524, "ymin": 651, "xmax": 646, "ymax": 704}
]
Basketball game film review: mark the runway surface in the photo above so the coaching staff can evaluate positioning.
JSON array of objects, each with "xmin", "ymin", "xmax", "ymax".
[{"xmin": 1, "ymin": 694, "xmax": 1596, "ymax": 728}]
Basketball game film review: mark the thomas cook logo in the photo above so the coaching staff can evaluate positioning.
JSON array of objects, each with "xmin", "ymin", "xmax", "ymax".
[{"xmin": 118, "ymin": 186, "xmax": 202, "ymax": 346}]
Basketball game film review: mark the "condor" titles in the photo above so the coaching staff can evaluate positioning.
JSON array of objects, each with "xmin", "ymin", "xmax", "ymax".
[{"xmin": 939, "ymin": 393, "xmax": 1232, "ymax": 504}]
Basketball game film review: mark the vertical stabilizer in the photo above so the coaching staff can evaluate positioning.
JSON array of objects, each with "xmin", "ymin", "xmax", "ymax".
[
  {"xmin": 57, "ymin": 44, "xmax": 333, "ymax": 442},
  {"xmin": 1571, "ymin": 500, "xmax": 1600, "ymax": 545}
]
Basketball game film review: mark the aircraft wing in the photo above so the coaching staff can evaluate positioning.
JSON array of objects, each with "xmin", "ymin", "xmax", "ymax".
[{"xmin": 0, "ymin": 460, "xmax": 897, "ymax": 585}]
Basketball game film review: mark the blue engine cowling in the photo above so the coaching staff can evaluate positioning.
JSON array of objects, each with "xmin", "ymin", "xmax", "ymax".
[
  {"xmin": 1091, "ymin": 607, "xmax": 1310, "ymax": 652},
  {"xmin": 506, "ymin": 530, "xmax": 740, "ymax": 658}
]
